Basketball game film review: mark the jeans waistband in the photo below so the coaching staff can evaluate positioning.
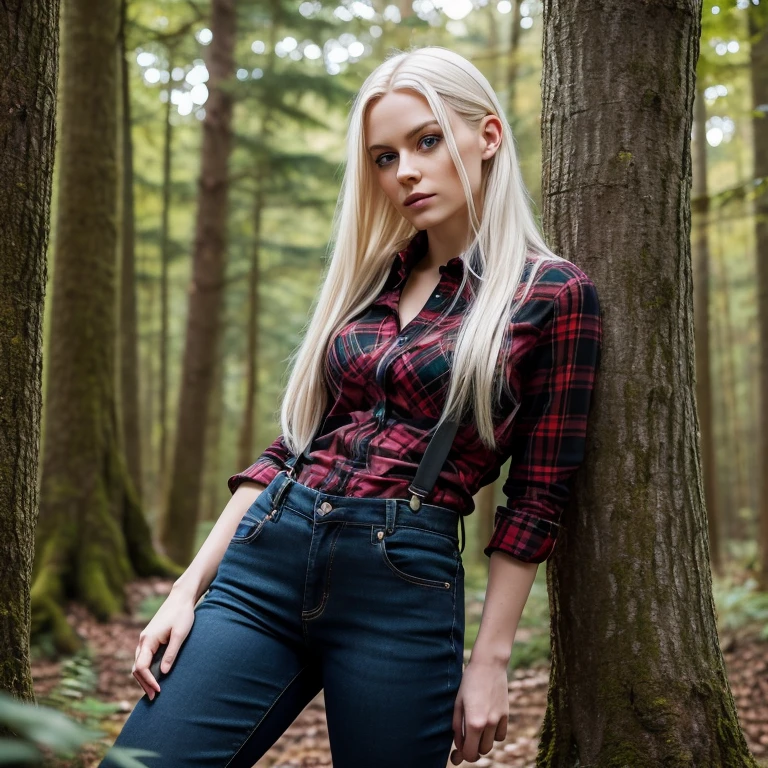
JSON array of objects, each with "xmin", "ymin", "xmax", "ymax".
[{"xmin": 266, "ymin": 470, "xmax": 465, "ymax": 549}]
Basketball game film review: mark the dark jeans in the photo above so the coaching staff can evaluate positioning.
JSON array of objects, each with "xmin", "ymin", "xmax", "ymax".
[{"xmin": 99, "ymin": 470, "xmax": 465, "ymax": 768}]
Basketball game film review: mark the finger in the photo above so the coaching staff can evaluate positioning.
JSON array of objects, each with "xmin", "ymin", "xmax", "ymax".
[
  {"xmin": 449, "ymin": 748, "xmax": 463, "ymax": 765},
  {"xmin": 135, "ymin": 643, "xmax": 161, "ymax": 694},
  {"xmin": 452, "ymin": 700, "xmax": 464, "ymax": 751},
  {"xmin": 131, "ymin": 663, "xmax": 153, "ymax": 699},
  {"xmin": 478, "ymin": 724, "xmax": 495, "ymax": 757},
  {"xmin": 495, "ymin": 712, "xmax": 508, "ymax": 743},
  {"xmin": 160, "ymin": 634, "xmax": 181, "ymax": 674}
]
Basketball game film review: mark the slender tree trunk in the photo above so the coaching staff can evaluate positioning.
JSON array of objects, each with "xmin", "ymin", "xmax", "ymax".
[
  {"xmin": 505, "ymin": 0, "xmax": 522, "ymax": 118},
  {"xmin": 237, "ymin": 184, "xmax": 265, "ymax": 470},
  {"xmin": 711, "ymin": 208, "xmax": 749, "ymax": 541},
  {"xmin": 0, "ymin": 0, "xmax": 60, "ymax": 705},
  {"xmin": 692, "ymin": 77, "xmax": 722, "ymax": 574},
  {"xmin": 748, "ymin": 3, "xmax": 768, "ymax": 590},
  {"xmin": 157, "ymin": 53, "xmax": 174, "ymax": 520},
  {"xmin": 31, "ymin": 0, "xmax": 178, "ymax": 652},
  {"xmin": 160, "ymin": 0, "xmax": 236, "ymax": 564},
  {"xmin": 538, "ymin": 1, "xmax": 756, "ymax": 762},
  {"xmin": 118, "ymin": 0, "xmax": 143, "ymax": 503}
]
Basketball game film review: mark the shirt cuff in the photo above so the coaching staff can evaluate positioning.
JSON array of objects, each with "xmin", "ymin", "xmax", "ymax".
[
  {"xmin": 227, "ymin": 459, "xmax": 285, "ymax": 495},
  {"xmin": 483, "ymin": 506, "xmax": 561, "ymax": 563}
]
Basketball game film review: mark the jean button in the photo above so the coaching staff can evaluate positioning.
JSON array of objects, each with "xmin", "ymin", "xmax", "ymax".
[{"xmin": 319, "ymin": 501, "xmax": 333, "ymax": 515}]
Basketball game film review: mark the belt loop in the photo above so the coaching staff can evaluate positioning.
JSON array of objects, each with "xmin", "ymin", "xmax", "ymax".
[
  {"xmin": 458, "ymin": 512, "xmax": 465, "ymax": 555},
  {"xmin": 268, "ymin": 471, "xmax": 293, "ymax": 522},
  {"xmin": 385, "ymin": 499, "xmax": 397, "ymax": 535}
]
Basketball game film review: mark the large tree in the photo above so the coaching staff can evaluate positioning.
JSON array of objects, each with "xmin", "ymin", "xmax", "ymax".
[
  {"xmin": 31, "ymin": 0, "xmax": 178, "ymax": 652},
  {"xmin": 0, "ymin": 0, "xmax": 61, "ymax": 702},
  {"xmin": 538, "ymin": 0, "xmax": 757, "ymax": 762}
]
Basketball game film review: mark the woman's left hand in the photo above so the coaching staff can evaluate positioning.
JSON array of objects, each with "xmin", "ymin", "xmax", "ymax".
[{"xmin": 450, "ymin": 657, "xmax": 509, "ymax": 764}]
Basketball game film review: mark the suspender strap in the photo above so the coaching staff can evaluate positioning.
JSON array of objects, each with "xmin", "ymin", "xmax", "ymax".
[{"xmin": 407, "ymin": 418, "xmax": 460, "ymax": 511}]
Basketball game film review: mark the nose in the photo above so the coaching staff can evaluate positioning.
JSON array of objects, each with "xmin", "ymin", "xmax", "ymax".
[{"xmin": 396, "ymin": 151, "xmax": 420, "ymax": 184}]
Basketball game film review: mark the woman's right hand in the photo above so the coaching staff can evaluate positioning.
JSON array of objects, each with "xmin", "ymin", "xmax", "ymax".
[{"xmin": 131, "ymin": 589, "xmax": 197, "ymax": 700}]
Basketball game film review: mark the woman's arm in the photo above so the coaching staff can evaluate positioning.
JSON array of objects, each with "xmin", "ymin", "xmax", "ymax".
[
  {"xmin": 170, "ymin": 480, "xmax": 268, "ymax": 604},
  {"xmin": 470, "ymin": 551, "xmax": 538, "ymax": 666}
]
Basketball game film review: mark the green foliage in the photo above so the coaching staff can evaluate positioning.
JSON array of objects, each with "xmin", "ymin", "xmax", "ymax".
[
  {"xmin": 0, "ymin": 690, "xmax": 101, "ymax": 765},
  {"xmin": 713, "ymin": 575, "xmax": 768, "ymax": 640}
]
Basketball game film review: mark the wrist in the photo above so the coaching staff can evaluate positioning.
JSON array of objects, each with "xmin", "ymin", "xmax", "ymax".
[
  {"xmin": 171, "ymin": 576, "xmax": 202, "ymax": 603},
  {"xmin": 468, "ymin": 642, "xmax": 513, "ymax": 669}
]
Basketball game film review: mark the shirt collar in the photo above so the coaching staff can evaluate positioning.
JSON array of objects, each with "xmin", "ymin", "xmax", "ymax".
[{"xmin": 388, "ymin": 229, "xmax": 466, "ymax": 290}]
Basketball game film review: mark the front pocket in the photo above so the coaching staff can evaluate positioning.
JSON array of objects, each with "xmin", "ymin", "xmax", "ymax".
[
  {"xmin": 377, "ymin": 527, "xmax": 458, "ymax": 590},
  {"xmin": 231, "ymin": 494, "xmax": 273, "ymax": 544}
]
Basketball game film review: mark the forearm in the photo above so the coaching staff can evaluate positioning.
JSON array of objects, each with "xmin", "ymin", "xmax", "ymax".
[
  {"xmin": 469, "ymin": 551, "xmax": 539, "ymax": 667},
  {"xmin": 171, "ymin": 481, "xmax": 268, "ymax": 603}
]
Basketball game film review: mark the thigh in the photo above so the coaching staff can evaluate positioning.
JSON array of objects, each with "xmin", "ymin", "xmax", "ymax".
[
  {"xmin": 319, "ymin": 522, "xmax": 466, "ymax": 768},
  {"xmin": 100, "ymin": 500, "xmax": 322, "ymax": 768}
]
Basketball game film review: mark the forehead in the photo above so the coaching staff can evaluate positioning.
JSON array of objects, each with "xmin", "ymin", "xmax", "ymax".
[{"xmin": 365, "ymin": 91, "xmax": 435, "ymax": 134}]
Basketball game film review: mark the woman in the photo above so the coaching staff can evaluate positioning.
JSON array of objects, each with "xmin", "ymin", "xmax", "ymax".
[{"xmin": 101, "ymin": 45, "xmax": 602, "ymax": 768}]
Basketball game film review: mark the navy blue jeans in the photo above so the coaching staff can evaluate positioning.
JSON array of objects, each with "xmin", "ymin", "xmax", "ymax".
[{"xmin": 100, "ymin": 470, "xmax": 465, "ymax": 768}]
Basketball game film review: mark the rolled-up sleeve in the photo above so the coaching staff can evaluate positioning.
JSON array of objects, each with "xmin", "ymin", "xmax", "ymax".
[
  {"xmin": 484, "ymin": 275, "xmax": 603, "ymax": 563},
  {"xmin": 227, "ymin": 434, "xmax": 294, "ymax": 495}
]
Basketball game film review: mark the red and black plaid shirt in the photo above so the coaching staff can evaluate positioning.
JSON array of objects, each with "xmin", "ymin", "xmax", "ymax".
[{"xmin": 228, "ymin": 229, "xmax": 602, "ymax": 563}]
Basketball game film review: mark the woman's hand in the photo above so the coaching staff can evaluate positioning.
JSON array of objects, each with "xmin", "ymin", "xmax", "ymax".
[
  {"xmin": 450, "ymin": 657, "xmax": 509, "ymax": 764},
  {"xmin": 131, "ymin": 587, "xmax": 197, "ymax": 700}
]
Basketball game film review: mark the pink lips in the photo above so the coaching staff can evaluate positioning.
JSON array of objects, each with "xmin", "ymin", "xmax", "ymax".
[{"xmin": 405, "ymin": 194, "xmax": 435, "ymax": 208}]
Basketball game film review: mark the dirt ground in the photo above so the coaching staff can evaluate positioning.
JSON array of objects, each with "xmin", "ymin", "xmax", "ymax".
[{"xmin": 31, "ymin": 576, "xmax": 768, "ymax": 767}]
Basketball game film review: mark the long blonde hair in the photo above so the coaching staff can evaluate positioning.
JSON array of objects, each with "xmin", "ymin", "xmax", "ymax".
[{"xmin": 276, "ymin": 45, "xmax": 566, "ymax": 457}]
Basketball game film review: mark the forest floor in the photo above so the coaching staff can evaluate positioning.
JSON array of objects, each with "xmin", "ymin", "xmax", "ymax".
[{"xmin": 30, "ymin": 573, "xmax": 768, "ymax": 768}]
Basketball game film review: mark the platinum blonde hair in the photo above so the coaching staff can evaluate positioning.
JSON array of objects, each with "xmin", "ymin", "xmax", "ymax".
[{"xmin": 276, "ymin": 45, "xmax": 566, "ymax": 456}]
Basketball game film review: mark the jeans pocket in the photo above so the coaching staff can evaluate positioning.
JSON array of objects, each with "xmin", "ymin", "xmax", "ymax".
[
  {"xmin": 376, "ymin": 525, "xmax": 458, "ymax": 591},
  {"xmin": 231, "ymin": 492, "xmax": 273, "ymax": 544}
]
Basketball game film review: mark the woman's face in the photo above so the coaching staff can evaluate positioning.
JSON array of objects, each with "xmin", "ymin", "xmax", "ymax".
[{"xmin": 364, "ymin": 89, "xmax": 501, "ymax": 232}]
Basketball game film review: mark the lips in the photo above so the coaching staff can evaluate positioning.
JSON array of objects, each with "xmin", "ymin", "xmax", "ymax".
[{"xmin": 404, "ymin": 193, "xmax": 435, "ymax": 206}]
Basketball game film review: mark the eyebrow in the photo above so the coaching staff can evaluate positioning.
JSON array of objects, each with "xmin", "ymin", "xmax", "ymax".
[{"xmin": 366, "ymin": 120, "xmax": 441, "ymax": 154}]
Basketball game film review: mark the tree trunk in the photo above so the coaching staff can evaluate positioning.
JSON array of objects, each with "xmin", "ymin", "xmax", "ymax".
[
  {"xmin": 118, "ymin": 0, "xmax": 143, "ymax": 503},
  {"xmin": 160, "ymin": 0, "xmax": 236, "ymax": 565},
  {"xmin": 0, "ymin": 0, "xmax": 60, "ymax": 704},
  {"xmin": 748, "ymin": 2, "xmax": 768, "ymax": 590},
  {"xmin": 237, "ymin": 184, "xmax": 265, "ymax": 471},
  {"xmin": 157, "ymin": 53, "xmax": 174, "ymax": 521},
  {"xmin": 538, "ymin": 1, "xmax": 756, "ymax": 763},
  {"xmin": 31, "ymin": 0, "xmax": 179, "ymax": 653},
  {"xmin": 692, "ymin": 76, "xmax": 722, "ymax": 574}
]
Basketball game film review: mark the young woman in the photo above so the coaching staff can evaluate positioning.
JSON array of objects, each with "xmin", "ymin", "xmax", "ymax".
[{"xmin": 101, "ymin": 45, "xmax": 602, "ymax": 768}]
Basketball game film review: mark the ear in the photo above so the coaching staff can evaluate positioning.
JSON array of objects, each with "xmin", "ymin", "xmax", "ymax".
[{"xmin": 479, "ymin": 114, "xmax": 503, "ymax": 160}]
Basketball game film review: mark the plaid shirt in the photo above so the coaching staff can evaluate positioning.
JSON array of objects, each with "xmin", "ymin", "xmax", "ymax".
[{"xmin": 228, "ymin": 229, "xmax": 602, "ymax": 563}]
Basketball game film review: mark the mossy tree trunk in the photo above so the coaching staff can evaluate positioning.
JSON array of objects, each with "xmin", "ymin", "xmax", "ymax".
[
  {"xmin": 31, "ymin": 0, "xmax": 180, "ymax": 654},
  {"xmin": 748, "ymin": 2, "xmax": 768, "ymax": 590},
  {"xmin": 0, "ymin": 0, "xmax": 60, "ymax": 704},
  {"xmin": 538, "ymin": 0, "xmax": 757, "ymax": 764},
  {"xmin": 160, "ymin": 0, "xmax": 236, "ymax": 565}
]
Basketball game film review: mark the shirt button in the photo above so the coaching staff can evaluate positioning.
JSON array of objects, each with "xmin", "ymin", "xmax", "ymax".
[{"xmin": 319, "ymin": 501, "xmax": 333, "ymax": 515}]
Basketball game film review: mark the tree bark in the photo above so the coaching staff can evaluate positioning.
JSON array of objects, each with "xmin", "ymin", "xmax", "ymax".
[
  {"xmin": 538, "ymin": 0, "xmax": 756, "ymax": 763},
  {"xmin": 0, "ymin": 0, "xmax": 60, "ymax": 704},
  {"xmin": 31, "ymin": 0, "xmax": 179, "ymax": 653},
  {"xmin": 160, "ymin": 0, "xmax": 236, "ymax": 564}
]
